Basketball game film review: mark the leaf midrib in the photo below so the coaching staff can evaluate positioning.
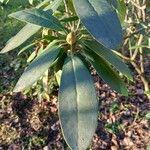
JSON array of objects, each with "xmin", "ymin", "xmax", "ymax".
[{"xmin": 70, "ymin": 56, "xmax": 79, "ymax": 148}]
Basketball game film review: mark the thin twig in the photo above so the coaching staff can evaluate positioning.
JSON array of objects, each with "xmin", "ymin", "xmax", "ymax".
[{"xmin": 131, "ymin": 34, "xmax": 143, "ymax": 60}]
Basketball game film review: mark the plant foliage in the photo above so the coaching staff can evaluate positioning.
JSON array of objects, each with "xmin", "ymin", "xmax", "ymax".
[{"xmin": 0, "ymin": 0, "xmax": 132, "ymax": 149}]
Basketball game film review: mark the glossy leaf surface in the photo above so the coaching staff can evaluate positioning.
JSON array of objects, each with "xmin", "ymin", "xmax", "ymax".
[
  {"xmin": 9, "ymin": 8, "xmax": 64, "ymax": 31},
  {"xmin": 14, "ymin": 45, "xmax": 60, "ymax": 92},
  {"xmin": 73, "ymin": 0, "xmax": 123, "ymax": 49},
  {"xmin": 59, "ymin": 55, "xmax": 98, "ymax": 150}
]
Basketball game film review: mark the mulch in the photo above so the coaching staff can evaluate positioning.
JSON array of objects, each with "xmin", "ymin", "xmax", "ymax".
[{"xmin": 0, "ymin": 66, "xmax": 150, "ymax": 150}]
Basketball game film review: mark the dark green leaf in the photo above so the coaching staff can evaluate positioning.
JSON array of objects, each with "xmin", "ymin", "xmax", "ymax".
[
  {"xmin": 9, "ymin": 8, "xmax": 64, "ymax": 31},
  {"xmin": 73, "ymin": 0, "xmax": 123, "ymax": 49},
  {"xmin": 59, "ymin": 55, "xmax": 98, "ymax": 150},
  {"xmin": 0, "ymin": 0, "xmax": 62, "ymax": 53},
  {"xmin": 14, "ymin": 45, "xmax": 61, "ymax": 92},
  {"xmin": 0, "ymin": 24, "xmax": 41, "ymax": 54},
  {"xmin": 54, "ymin": 52, "xmax": 67, "ymax": 85},
  {"xmin": 84, "ymin": 49, "xmax": 128, "ymax": 96},
  {"xmin": 84, "ymin": 40, "xmax": 133, "ymax": 81}
]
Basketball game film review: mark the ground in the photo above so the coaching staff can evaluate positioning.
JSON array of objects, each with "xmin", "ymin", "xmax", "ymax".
[{"xmin": 0, "ymin": 58, "xmax": 150, "ymax": 149}]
